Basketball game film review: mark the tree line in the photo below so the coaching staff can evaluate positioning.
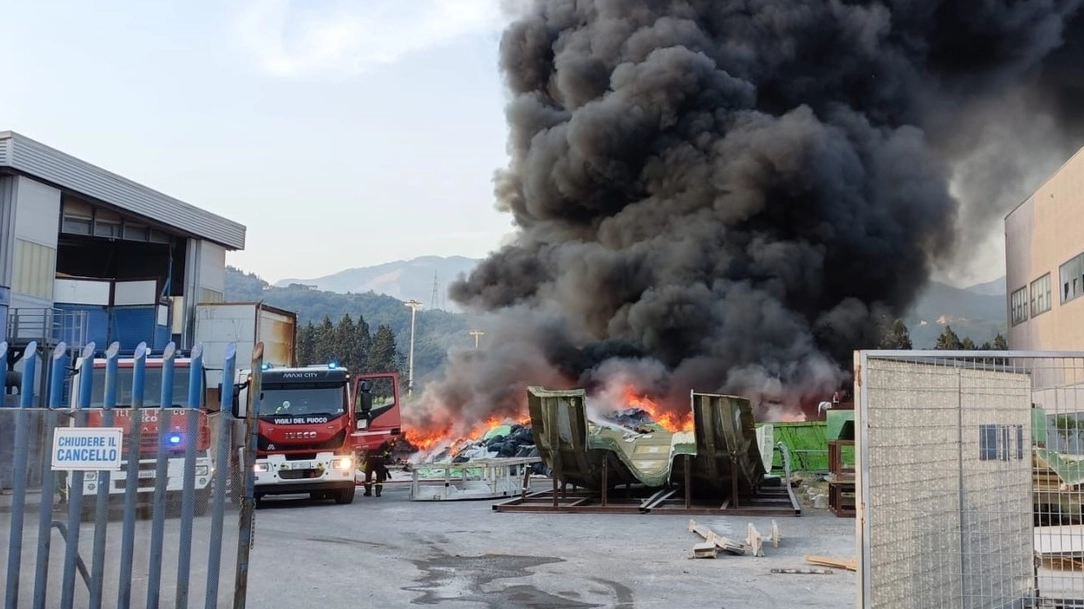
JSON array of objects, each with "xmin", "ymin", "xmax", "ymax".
[
  {"xmin": 225, "ymin": 266, "xmax": 469, "ymax": 382},
  {"xmin": 879, "ymin": 317, "xmax": 1008, "ymax": 350},
  {"xmin": 295, "ymin": 314, "xmax": 404, "ymax": 375}
]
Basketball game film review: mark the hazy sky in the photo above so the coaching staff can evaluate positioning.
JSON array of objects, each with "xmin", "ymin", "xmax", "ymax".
[
  {"xmin": 3, "ymin": 0, "xmax": 1009, "ymax": 288},
  {"xmin": 3, "ymin": 0, "xmax": 521, "ymax": 283}
]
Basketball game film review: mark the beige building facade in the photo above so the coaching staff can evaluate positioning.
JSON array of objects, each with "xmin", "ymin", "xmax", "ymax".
[{"xmin": 1005, "ymin": 145, "xmax": 1084, "ymax": 350}]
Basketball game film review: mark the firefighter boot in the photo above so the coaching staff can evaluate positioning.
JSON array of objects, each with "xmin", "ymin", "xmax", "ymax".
[
  {"xmin": 375, "ymin": 484, "xmax": 382, "ymax": 497},
  {"xmin": 363, "ymin": 484, "xmax": 372, "ymax": 497}
]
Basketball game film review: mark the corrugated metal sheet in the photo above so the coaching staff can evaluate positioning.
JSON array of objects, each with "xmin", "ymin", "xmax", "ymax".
[
  {"xmin": 0, "ymin": 177, "xmax": 14, "ymax": 286},
  {"xmin": 0, "ymin": 131, "xmax": 245, "ymax": 250},
  {"xmin": 13, "ymin": 239, "xmax": 56, "ymax": 300}
]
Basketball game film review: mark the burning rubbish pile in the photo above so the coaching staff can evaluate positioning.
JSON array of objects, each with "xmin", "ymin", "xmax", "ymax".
[
  {"xmin": 401, "ymin": 390, "xmax": 697, "ymax": 471},
  {"xmin": 407, "ymin": 423, "xmax": 540, "ymax": 466}
]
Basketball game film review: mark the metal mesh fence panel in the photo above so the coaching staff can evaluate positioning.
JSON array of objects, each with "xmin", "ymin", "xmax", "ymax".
[
  {"xmin": 1029, "ymin": 358, "xmax": 1084, "ymax": 602},
  {"xmin": 0, "ymin": 408, "xmax": 243, "ymax": 609},
  {"xmin": 857, "ymin": 352, "xmax": 1084, "ymax": 609}
]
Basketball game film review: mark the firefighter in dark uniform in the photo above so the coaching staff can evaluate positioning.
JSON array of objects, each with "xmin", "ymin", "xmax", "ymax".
[{"xmin": 362, "ymin": 439, "xmax": 392, "ymax": 497}]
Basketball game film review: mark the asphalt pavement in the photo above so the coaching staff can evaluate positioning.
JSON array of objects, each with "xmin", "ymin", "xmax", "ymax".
[{"xmin": 245, "ymin": 481, "xmax": 857, "ymax": 609}]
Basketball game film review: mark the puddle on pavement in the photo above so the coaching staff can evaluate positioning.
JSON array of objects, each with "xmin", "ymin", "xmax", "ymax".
[{"xmin": 405, "ymin": 552, "xmax": 634, "ymax": 608}]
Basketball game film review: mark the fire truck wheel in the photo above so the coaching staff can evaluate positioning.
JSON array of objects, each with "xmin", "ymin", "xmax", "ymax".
[
  {"xmin": 194, "ymin": 489, "xmax": 211, "ymax": 516},
  {"xmin": 334, "ymin": 485, "xmax": 355, "ymax": 505},
  {"xmin": 78, "ymin": 498, "xmax": 98, "ymax": 522}
]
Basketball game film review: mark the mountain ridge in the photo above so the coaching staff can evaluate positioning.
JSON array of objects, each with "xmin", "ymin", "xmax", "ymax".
[
  {"xmin": 274, "ymin": 255, "xmax": 479, "ymax": 309},
  {"xmin": 241, "ymin": 256, "xmax": 1009, "ymax": 349}
]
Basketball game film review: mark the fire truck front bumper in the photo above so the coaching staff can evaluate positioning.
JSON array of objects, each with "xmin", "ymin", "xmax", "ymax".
[
  {"xmin": 81, "ymin": 457, "xmax": 213, "ymax": 497},
  {"xmin": 253, "ymin": 454, "xmax": 355, "ymax": 494}
]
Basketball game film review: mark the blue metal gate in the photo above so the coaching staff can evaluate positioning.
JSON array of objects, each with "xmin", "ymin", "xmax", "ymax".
[{"xmin": 1, "ymin": 338, "xmax": 265, "ymax": 609}]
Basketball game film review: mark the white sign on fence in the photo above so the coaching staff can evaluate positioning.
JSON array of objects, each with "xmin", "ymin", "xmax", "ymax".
[{"xmin": 51, "ymin": 427, "xmax": 124, "ymax": 471}]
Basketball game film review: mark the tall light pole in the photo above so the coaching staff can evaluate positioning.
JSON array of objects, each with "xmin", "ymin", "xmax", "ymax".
[
  {"xmin": 469, "ymin": 330, "xmax": 484, "ymax": 349},
  {"xmin": 404, "ymin": 299, "xmax": 423, "ymax": 397}
]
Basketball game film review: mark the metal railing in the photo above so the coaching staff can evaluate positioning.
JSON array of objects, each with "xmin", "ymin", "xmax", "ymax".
[
  {"xmin": 5, "ymin": 308, "xmax": 88, "ymax": 350},
  {"xmin": 409, "ymin": 456, "xmax": 545, "ymax": 501},
  {"xmin": 1, "ymin": 338, "xmax": 265, "ymax": 609}
]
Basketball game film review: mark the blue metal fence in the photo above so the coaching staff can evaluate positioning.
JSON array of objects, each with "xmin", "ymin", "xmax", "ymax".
[{"xmin": 0, "ymin": 338, "xmax": 265, "ymax": 609}]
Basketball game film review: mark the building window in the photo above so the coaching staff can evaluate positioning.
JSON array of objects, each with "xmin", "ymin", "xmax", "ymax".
[
  {"xmin": 93, "ymin": 208, "xmax": 122, "ymax": 238},
  {"xmin": 122, "ymin": 222, "xmax": 149, "ymax": 241},
  {"xmin": 979, "ymin": 424, "xmax": 1025, "ymax": 461},
  {"xmin": 1010, "ymin": 286, "xmax": 1029, "ymax": 326},
  {"xmin": 1061, "ymin": 252, "xmax": 1084, "ymax": 304},
  {"xmin": 1031, "ymin": 273, "xmax": 1052, "ymax": 318},
  {"xmin": 60, "ymin": 196, "xmax": 93, "ymax": 235},
  {"xmin": 60, "ymin": 194, "xmax": 175, "ymax": 245}
]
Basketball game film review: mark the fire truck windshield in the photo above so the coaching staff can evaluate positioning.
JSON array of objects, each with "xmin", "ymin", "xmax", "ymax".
[
  {"xmin": 259, "ymin": 384, "xmax": 346, "ymax": 418},
  {"xmin": 89, "ymin": 368, "xmax": 195, "ymax": 408}
]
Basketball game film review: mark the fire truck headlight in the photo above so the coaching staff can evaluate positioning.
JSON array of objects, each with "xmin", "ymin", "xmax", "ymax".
[
  {"xmin": 253, "ymin": 463, "xmax": 270, "ymax": 473},
  {"xmin": 331, "ymin": 457, "xmax": 353, "ymax": 471},
  {"xmin": 196, "ymin": 465, "xmax": 210, "ymax": 476},
  {"xmin": 84, "ymin": 472, "xmax": 97, "ymax": 481}
]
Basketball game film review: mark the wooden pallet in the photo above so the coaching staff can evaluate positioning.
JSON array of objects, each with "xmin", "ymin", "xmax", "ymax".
[{"xmin": 829, "ymin": 482, "xmax": 856, "ymax": 518}]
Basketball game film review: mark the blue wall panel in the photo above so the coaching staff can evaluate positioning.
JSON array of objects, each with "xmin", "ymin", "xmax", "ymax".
[
  {"xmin": 153, "ymin": 323, "xmax": 169, "ymax": 351},
  {"xmin": 111, "ymin": 306, "xmax": 158, "ymax": 351}
]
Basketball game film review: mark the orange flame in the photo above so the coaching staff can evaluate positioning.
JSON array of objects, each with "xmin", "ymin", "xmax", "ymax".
[
  {"xmin": 623, "ymin": 388, "xmax": 693, "ymax": 432},
  {"xmin": 403, "ymin": 386, "xmax": 698, "ymax": 457},
  {"xmin": 403, "ymin": 413, "xmax": 531, "ymax": 456}
]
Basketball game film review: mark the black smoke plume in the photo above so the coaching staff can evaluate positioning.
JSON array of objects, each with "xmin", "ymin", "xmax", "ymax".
[{"xmin": 412, "ymin": 0, "xmax": 1084, "ymax": 435}]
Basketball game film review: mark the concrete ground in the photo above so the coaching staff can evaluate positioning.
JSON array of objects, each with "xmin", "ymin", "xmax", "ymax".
[{"xmin": 246, "ymin": 481, "xmax": 858, "ymax": 609}]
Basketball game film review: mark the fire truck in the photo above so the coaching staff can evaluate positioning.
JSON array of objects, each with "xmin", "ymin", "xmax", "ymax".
[
  {"xmin": 69, "ymin": 350, "xmax": 215, "ymax": 515},
  {"xmin": 235, "ymin": 365, "xmax": 403, "ymax": 506},
  {"xmin": 244, "ymin": 364, "xmax": 358, "ymax": 504}
]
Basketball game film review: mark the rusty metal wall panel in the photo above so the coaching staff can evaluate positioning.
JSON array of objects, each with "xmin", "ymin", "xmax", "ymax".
[{"xmin": 256, "ymin": 305, "xmax": 297, "ymax": 368}]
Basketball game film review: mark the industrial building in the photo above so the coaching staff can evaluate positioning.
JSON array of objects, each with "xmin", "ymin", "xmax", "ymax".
[
  {"xmin": 1005, "ymin": 144, "xmax": 1084, "ymax": 350},
  {"xmin": 0, "ymin": 130, "xmax": 245, "ymax": 352}
]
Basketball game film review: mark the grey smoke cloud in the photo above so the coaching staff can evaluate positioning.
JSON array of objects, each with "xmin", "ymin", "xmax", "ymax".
[{"xmin": 411, "ymin": 0, "xmax": 1084, "ymax": 433}]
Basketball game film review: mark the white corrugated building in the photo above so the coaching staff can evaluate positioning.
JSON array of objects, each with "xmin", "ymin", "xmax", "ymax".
[{"xmin": 0, "ymin": 130, "xmax": 245, "ymax": 351}]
